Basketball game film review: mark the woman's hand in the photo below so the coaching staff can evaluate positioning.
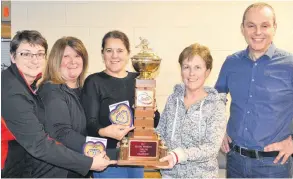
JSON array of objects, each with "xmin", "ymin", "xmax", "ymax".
[
  {"xmin": 116, "ymin": 141, "xmax": 121, "ymax": 148},
  {"xmin": 156, "ymin": 154, "xmax": 175, "ymax": 169},
  {"xmin": 99, "ymin": 124, "xmax": 135, "ymax": 140},
  {"xmin": 90, "ymin": 151, "xmax": 117, "ymax": 171}
]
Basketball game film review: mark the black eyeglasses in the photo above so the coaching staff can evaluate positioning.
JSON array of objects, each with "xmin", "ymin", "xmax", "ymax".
[{"xmin": 17, "ymin": 52, "xmax": 46, "ymax": 60}]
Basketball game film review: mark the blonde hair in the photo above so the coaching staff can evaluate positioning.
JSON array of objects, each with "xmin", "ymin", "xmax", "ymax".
[
  {"xmin": 40, "ymin": 36, "xmax": 88, "ymax": 87},
  {"xmin": 178, "ymin": 43, "xmax": 213, "ymax": 70}
]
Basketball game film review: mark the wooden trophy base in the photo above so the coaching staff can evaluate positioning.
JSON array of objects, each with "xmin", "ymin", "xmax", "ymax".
[{"xmin": 117, "ymin": 132, "xmax": 168, "ymax": 167}]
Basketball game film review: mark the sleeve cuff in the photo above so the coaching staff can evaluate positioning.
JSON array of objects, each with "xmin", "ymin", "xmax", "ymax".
[
  {"xmin": 168, "ymin": 151, "xmax": 177, "ymax": 164},
  {"xmin": 172, "ymin": 147, "xmax": 187, "ymax": 163}
]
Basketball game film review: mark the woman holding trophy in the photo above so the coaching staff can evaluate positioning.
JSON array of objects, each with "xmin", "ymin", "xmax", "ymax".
[
  {"xmin": 156, "ymin": 43, "xmax": 227, "ymax": 178},
  {"xmin": 81, "ymin": 30, "xmax": 160, "ymax": 178}
]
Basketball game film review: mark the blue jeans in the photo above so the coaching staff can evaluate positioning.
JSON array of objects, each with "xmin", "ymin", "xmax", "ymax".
[
  {"xmin": 93, "ymin": 166, "xmax": 144, "ymax": 178},
  {"xmin": 226, "ymin": 150, "xmax": 293, "ymax": 178}
]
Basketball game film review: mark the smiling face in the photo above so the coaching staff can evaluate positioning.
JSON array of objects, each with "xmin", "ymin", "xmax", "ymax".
[
  {"xmin": 102, "ymin": 38, "xmax": 129, "ymax": 77},
  {"xmin": 60, "ymin": 46, "xmax": 83, "ymax": 83},
  {"xmin": 241, "ymin": 6, "xmax": 276, "ymax": 56},
  {"xmin": 11, "ymin": 42, "xmax": 46, "ymax": 84},
  {"xmin": 181, "ymin": 55, "xmax": 210, "ymax": 92}
]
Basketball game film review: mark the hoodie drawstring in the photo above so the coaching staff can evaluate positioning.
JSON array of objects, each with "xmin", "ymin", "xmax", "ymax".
[
  {"xmin": 171, "ymin": 98, "xmax": 179, "ymax": 141},
  {"xmin": 171, "ymin": 98, "xmax": 205, "ymax": 141},
  {"xmin": 198, "ymin": 99, "xmax": 205, "ymax": 141}
]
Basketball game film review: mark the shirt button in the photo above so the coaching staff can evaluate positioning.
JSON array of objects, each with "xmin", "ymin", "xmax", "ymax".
[
  {"xmin": 254, "ymin": 63, "xmax": 258, "ymax": 66},
  {"xmin": 245, "ymin": 128, "xmax": 248, "ymax": 131},
  {"xmin": 249, "ymin": 95, "xmax": 252, "ymax": 98},
  {"xmin": 252, "ymin": 79, "xmax": 255, "ymax": 82},
  {"xmin": 247, "ymin": 111, "xmax": 250, "ymax": 114}
]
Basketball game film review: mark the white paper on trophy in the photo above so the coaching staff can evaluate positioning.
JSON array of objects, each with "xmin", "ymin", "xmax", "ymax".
[{"xmin": 136, "ymin": 90, "xmax": 154, "ymax": 107}]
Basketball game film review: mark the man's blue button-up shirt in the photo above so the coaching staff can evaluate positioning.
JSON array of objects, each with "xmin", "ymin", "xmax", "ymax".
[{"xmin": 215, "ymin": 44, "xmax": 293, "ymax": 150}]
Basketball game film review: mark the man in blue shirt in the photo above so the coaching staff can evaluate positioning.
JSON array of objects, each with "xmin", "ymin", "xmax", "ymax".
[{"xmin": 215, "ymin": 2, "xmax": 293, "ymax": 178}]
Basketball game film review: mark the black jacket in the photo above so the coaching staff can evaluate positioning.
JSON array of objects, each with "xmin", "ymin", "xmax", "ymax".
[
  {"xmin": 1, "ymin": 64, "xmax": 92, "ymax": 178},
  {"xmin": 38, "ymin": 83, "xmax": 87, "ymax": 154},
  {"xmin": 38, "ymin": 83, "xmax": 88, "ymax": 178}
]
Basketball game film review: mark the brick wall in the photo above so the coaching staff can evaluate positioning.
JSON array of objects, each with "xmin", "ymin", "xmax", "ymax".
[{"xmin": 11, "ymin": 1, "xmax": 293, "ymax": 112}]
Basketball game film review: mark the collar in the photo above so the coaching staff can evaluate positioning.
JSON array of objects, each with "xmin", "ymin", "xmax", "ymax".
[
  {"xmin": 39, "ymin": 82, "xmax": 80, "ymax": 99},
  {"xmin": 243, "ymin": 43, "xmax": 276, "ymax": 60},
  {"xmin": 11, "ymin": 63, "xmax": 42, "ymax": 94}
]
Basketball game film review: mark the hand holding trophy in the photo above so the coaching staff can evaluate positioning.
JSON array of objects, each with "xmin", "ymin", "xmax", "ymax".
[
  {"xmin": 99, "ymin": 124, "xmax": 135, "ymax": 141},
  {"xmin": 90, "ymin": 151, "xmax": 117, "ymax": 171}
]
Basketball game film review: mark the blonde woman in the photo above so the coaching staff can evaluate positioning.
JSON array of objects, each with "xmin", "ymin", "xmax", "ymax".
[{"xmin": 38, "ymin": 37, "xmax": 115, "ymax": 177}]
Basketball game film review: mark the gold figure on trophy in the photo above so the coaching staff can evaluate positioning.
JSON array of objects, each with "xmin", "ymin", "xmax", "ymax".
[
  {"xmin": 135, "ymin": 37, "xmax": 151, "ymax": 53},
  {"xmin": 132, "ymin": 37, "xmax": 161, "ymax": 79}
]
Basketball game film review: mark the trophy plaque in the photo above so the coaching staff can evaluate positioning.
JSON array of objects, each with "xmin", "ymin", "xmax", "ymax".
[{"xmin": 117, "ymin": 37, "xmax": 168, "ymax": 167}]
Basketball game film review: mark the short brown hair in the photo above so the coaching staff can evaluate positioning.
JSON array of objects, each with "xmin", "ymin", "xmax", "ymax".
[
  {"xmin": 242, "ymin": 2, "xmax": 276, "ymax": 25},
  {"xmin": 178, "ymin": 43, "xmax": 213, "ymax": 70},
  {"xmin": 40, "ymin": 36, "xmax": 88, "ymax": 87},
  {"xmin": 10, "ymin": 30, "xmax": 48, "ymax": 58}
]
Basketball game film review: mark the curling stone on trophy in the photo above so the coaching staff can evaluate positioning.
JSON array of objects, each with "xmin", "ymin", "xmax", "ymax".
[{"xmin": 117, "ymin": 37, "xmax": 168, "ymax": 167}]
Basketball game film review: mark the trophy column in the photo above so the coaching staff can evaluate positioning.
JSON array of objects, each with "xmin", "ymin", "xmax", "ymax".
[
  {"xmin": 117, "ymin": 37, "xmax": 168, "ymax": 166},
  {"xmin": 133, "ymin": 79, "xmax": 156, "ymax": 139}
]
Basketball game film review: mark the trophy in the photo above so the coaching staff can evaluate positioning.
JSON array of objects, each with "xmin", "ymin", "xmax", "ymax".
[{"xmin": 117, "ymin": 37, "xmax": 168, "ymax": 166}]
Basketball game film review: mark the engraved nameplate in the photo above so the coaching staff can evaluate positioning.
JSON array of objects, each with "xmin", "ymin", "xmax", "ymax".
[{"xmin": 129, "ymin": 140, "xmax": 157, "ymax": 158}]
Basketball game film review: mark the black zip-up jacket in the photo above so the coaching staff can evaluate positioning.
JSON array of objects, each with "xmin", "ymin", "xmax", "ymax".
[
  {"xmin": 1, "ymin": 64, "xmax": 92, "ymax": 177},
  {"xmin": 38, "ymin": 83, "xmax": 88, "ymax": 177},
  {"xmin": 38, "ymin": 83, "xmax": 87, "ymax": 153}
]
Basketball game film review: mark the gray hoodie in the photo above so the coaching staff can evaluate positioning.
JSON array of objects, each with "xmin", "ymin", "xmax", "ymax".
[{"xmin": 156, "ymin": 84, "xmax": 227, "ymax": 178}]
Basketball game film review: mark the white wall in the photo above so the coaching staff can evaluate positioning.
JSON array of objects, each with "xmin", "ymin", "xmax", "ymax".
[{"xmin": 11, "ymin": 1, "xmax": 293, "ymax": 112}]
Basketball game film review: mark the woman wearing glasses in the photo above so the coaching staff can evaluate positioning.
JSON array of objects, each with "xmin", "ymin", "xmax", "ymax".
[{"xmin": 1, "ymin": 30, "xmax": 116, "ymax": 178}]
